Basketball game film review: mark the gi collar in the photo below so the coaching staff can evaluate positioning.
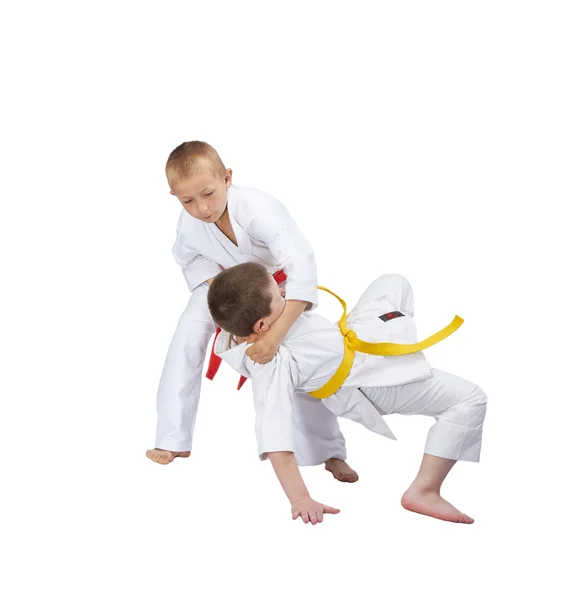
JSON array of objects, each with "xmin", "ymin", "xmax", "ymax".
[
  {"xmin": 226, "ymin": 186, "xmax": 253, "ymax": 256},
  {"xmin": 214, "ymin": 329, "xmax": 251, "ymax": 373}
]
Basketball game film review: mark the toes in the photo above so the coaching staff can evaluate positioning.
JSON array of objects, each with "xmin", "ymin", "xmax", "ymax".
[
  {"xmin": 331, "ymin": 471, "xmax": 359, "ymax": 483},
  {"xmin": 146, "ymin": 450, "xmax": 160, "ymax": 463},
  {"xmin": 456, "ymin": 513, "xmax": 474, "ymax": 524},
  {"xmin": 147, "ymin": 450, "xmax": 172, "ymax": 464}
]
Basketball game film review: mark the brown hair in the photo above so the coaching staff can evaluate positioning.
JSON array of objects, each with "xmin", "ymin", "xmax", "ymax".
[
  {"xmin": 207, "ymin": 263, "xmax": 272, "ymax": 336},
  {"xmin": 166, "ymin": 141, "xmax": 226, "ymax": 183}
]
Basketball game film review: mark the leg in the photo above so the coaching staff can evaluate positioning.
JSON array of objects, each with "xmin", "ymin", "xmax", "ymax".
[
  {"xmin": 362, "ymin": 369, "xmax": 487, "ymax": 521},
  {"xmin": 290, "ymin": 391, "xmax": 358, "ymax": 482},
  {"xmin": 349, "ymin": 273, "xmax": 415, "ymax": 318},
  {"xmin": 147, "ymin": 283, "xmax": 216, "ymax": 463},
  {"xmin": 400, "ymin": 454, "xmax": 474, "ymax": 523}
]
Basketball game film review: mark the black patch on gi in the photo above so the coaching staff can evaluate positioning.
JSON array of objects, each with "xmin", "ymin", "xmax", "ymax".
[{"xmin": 379, "ymin": 311, "xmax": 405, "ymax": 322}]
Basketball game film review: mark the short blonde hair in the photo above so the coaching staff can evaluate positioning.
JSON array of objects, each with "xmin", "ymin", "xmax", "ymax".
[{"xmin": 166, "ymin": 141, "xmax": 226, "ymax": 183}]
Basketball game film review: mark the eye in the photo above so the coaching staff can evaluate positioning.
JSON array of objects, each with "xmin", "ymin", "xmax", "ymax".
[
  {"xmin": 205, "ymin": 191, "xmax": 213, "ymax": 196},
  {"xmin": 183, "ymin": 198, "xmax": 193, "ymax": 204}
]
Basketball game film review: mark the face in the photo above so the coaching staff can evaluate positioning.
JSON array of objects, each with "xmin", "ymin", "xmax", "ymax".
[
  {"xmin": 170, "ymin": 168, "xmax": 233, "ymax": 223},
  {"xmin": 258, "ymin": 273, "xmax": 286, "ymax": 331}
]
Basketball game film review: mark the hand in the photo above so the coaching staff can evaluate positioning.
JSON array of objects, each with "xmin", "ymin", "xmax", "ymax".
[
  {"xmin": 291, "ymin": 496, "xmax": 340, "ymax": 525},
  {"xmin": 246, "ymin": 329, "xmax": 281, "ymax": 365}
]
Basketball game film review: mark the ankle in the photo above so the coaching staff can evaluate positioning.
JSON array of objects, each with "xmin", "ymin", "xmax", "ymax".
[{"xmin": 408, "ymin": 479, "xmax": 441, "ymax": 495}]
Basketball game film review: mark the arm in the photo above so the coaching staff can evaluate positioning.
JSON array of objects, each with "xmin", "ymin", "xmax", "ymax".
[
  {"xmin": 246, "ymin": 193, "xmax": 318, "ymax": 310},
  {"xmin": 251, "ymin": 359, "xmax": 340, "ymax": 524},
  {"xmin": 269, "ymin": 299, "xmax": 307, "ymax": 341},
  {"xmin": 268, "ymin": 451, "xmax": 341, "ymax": 524},
  {"xmin": 246, "ymin": 298, "xmax": 308, "ymax": 364},
  {"xmin": 267, "ymin": 451, "xmax": 310, "ymax": 503},
  {"xmin": 246, "ymin": 297, "xmax": 308, "ymax": 364},
  {"xmin": 245, "ymin": 196, "xmax": 317, "ymax": 363}
]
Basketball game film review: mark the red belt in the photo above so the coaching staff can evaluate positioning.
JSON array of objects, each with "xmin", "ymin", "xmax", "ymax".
[{"xmin": 206, "ymin": 269, "xmax": 287, "ymax": 390}]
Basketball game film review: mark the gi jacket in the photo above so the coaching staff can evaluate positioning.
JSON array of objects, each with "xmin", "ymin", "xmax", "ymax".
[
  {"xmin": 215, "ymin": 276, "xmax": 433, "ymax": 459},
  {"xmin": 173, "ymin": 184, "xmax": 318, "ymax": 308}
]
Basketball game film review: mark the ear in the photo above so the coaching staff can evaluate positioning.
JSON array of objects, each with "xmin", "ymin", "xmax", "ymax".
[
  {"xmin": 224, "ymin": 168, "xmax": 233, "ymax": 189},
  {"xmin": 252, "ymin": 318, "xmax": 270, "ymax": 333}
]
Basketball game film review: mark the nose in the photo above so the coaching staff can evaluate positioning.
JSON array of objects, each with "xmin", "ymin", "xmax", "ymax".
[{"xmin": 197, "ymin": 202, "xmax": 210, "ymax": 215}]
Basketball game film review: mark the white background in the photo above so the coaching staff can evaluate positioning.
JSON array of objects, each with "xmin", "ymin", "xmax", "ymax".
[{"xmin": 1, "ymin": 1, "xmax": 571, "ymax": 598}]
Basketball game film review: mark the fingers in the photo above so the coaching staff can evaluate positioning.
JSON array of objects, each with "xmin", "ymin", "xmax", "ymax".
[
  {"xmin": 292, "ymin": 503, "xmax": 336, "ymax": 524},
  {"xmin": 246, "ymin": 349, "xmax": 259, "ymax": 362},
  {"xmin": 245, "ymin": 350, "xmax": 270, "ymax": 365},
  {"xmin": 323, "ymin": 505, "xmax": 341, "ymax": 514},
  {"xmin": 303, "ymin": 509, "xmax": 322, "ymax": 525},
  {"xmin": 245, "ymin": 344, "xmax": 263, "ymax": 361}
]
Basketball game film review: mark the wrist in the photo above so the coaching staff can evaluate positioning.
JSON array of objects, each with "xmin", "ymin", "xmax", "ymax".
[{"xmin": 290, "ymin": 493, "xmax": 311, "ymax": 504}]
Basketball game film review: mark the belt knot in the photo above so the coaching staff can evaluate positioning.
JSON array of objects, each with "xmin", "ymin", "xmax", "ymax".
[{"xmin": 340, "ymin": 325, "xmax": 357, "ymax": 343}]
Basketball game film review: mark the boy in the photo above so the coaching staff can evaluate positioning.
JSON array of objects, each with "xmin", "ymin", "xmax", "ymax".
[
  {"xmin": 207, "ymin": 262, "xmax": 488, "ymax": 525},
  {"xmin": 147, "ymin": 142, "xmax": 357, "ymax": 483}
]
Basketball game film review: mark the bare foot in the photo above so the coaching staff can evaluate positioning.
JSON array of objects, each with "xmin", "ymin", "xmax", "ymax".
[
  {"xmin": 401, "ymin": 486, "xmax": 474, "ymax": 524},
  {"xmin": 324, "ymin": 458, "xmax": 359, "ymax": 483},
  {"xmin": 146, "ymin": 448, "xmax": 190, "ymax": 465}
]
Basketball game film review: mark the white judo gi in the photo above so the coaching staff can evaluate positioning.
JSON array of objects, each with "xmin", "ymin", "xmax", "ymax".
[
  {"xmin": 214, "ymin": 274, "xmax": 487, "ymax": 463},
  {"xmin": 156, "ymin": 185, "xmax": 348, "ymax": 465}
]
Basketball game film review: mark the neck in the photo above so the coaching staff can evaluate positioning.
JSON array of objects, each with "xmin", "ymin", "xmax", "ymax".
[{"xmin": 214, "ymin": 204, "xmax": 229, "ymax": 228}]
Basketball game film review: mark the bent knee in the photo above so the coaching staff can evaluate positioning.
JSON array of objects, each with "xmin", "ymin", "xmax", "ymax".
[
  {"xmin": 462, "ymin": 385, "xmax": 488, "ymax": 426},
  {"xmin": 470, "ymin": 385, "xmax": 488, "ymax": 407},
  {"xmin": 170, "ymin": 315, "xmax": 216, "ymax": 367},
  {"xmin": 178, "ymin": 301, "xmax": 215, "ymax": 332},
  {"xmin": 377, "ymin": 273, "xmax": 412, "ymax": 291}
]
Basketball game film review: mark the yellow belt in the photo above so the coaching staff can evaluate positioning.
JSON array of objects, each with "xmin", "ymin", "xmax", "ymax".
[{"xmin": 308, "ymin": 286, "xmax": 464, "ymax": 399}]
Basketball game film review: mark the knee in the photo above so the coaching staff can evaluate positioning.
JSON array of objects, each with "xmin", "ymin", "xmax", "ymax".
[
  {"xmin": 382, "ymin": 273, "xmax": 414, "ymax": 315},
  {"xmin": 378, "ymin": 273, "xmax": 411, "ymax": 290},
  {"xmin": 471, "ymin": 385, "xmax": 488, "ymax": 407},
  {"xmin": 464, "ymin": 385, "xmax": 488, "ymax": 426},
  {"xmin": 172, "ymin": 312, "xmax": 215, "ymax": 361},
  {"xmin": 179, "ymin": 295, "xmax": 214, "ymax": 331}
]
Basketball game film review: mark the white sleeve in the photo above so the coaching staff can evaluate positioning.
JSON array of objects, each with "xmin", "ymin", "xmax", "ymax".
[
  {"xmin": 246, "ymin": 195, "xmax": 318, "ymax": 309},
  {"xmin": 172, "ymin": 227, "xmax": 221, "ymax": 293},
  {"xmin": 250, "ymin": 352, "xmax": 300, "ymax": 460}
]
